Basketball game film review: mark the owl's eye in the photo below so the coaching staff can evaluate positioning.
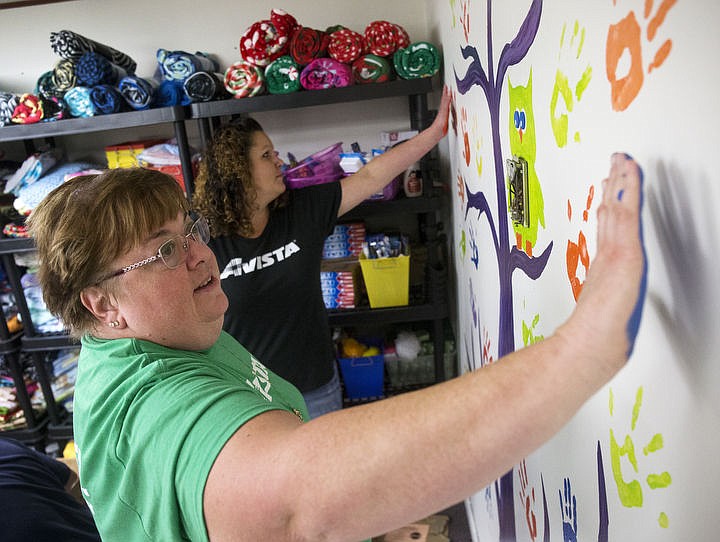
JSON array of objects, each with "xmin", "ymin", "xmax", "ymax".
[{"xmin": 514, "ymin": 109, "xmax": 527, "ymax": 130}]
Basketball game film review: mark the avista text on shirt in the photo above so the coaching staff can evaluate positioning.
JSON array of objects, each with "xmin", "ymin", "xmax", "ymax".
[{"xmin": 220, "ymin": 241, "xmax": 300, "ymax": 279}]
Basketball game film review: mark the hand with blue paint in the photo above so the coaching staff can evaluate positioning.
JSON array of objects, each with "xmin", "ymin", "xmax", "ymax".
[{"xmin": 561, "ymin": 152, "xmax": 647, "ymax": 371}]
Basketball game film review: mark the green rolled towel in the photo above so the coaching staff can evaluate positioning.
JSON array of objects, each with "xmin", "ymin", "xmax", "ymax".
[
  {"xmin": 393, "ymin": 41, "xmax": 440, "ymax": 79},
  {"xmin": 264, "ymin": 55, "xmax": 301, "ymax": 94}
]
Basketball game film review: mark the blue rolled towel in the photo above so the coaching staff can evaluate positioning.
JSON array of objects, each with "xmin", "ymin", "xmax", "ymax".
[
  {"xmin": 89, "ymin": 84, "xmax": 127, "ymax": 114},
  {"xmin": 155, "ymin": 80, "xmax": 191, "ymax": 107},
  {"xmin": 76, "ymin": 51, "xmax": 127, "ymax": 86},
  {"xmin": 156, "ymin": 48, "xmax": 218, "ymax": 82},
  {"xmin": 118, "ymin": 75, "xmax": 159, "ymax": 110},
  {"xmin": 63, "ymin": 86, "xmax": 95, "ymax": 117}
]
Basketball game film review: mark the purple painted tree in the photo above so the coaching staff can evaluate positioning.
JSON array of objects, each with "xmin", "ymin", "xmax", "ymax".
[{"xmin": 454, "ymin": 0, "xmax": 552, "ymax": 539}]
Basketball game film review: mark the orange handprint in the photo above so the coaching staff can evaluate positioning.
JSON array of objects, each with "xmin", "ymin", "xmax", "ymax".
[
  {"xmin": 518, "ymin": 459, "xmax": 538, "ymax": 541},
  {"xmin": 566, "ymin": 185, "xmax": 595, "ymax": 301},
  {"xmin": 606, "ymin": 0, "xmax": 677, "ymax": 111}
]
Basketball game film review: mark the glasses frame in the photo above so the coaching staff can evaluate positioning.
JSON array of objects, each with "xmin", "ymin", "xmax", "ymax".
[{"xmin": 97, "ymin": 215, "xmax": 210, "ymax": 283}]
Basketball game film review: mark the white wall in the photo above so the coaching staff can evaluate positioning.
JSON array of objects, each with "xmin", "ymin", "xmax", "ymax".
[
  {"xmin": 0, "ymin": 0, "xmax": 433, "ymax": 162},
  {"xmin": 427, "ymin": 0, "xmax": 720, "ymax": 540}
]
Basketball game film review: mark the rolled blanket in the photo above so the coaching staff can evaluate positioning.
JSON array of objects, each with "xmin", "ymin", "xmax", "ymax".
[
  {"xmin": 183, "ymin": 71, "xmax": 227, "ymax": 102},
  {"xmin": 393, "ymin": 41, "xmax": 441, "ymax": 79},
  {"xmin": 352, "ymin": 54, "xmax": 394, "ymax": 84},
  {"xmin": 118, "ymin": 75, "xmax": 158, "ymax": 110},
  {"xmin": 11, "ymin": 94, "xmax": 44, "ymax": 124},
  {"xmin": 289, "ymin": 26, "xmax": 329, "ymax": 66},
  {"xmin": 35, "ymin": 71, "xmax": 65, "ymax": 101},
  {"xmin": 51, "ymin": 58, "xmax": 77, "ymax": 94},
  {"xmin": 264, "ymin": 56, "xmax": 301, "ymax": 95},
  {"xmin": 40, "ymin": 96, "xmax": 68, "ymax": 122},
  {"xmin": 240, "ymin": 9, "xmax": 298, "ymax": 67},
  {"xmin": 75, "ymin": 51, "xmax": 127, "ymax": 86},
  {"xmin": 49, "ymin": 29, "xmax": 137, "ymax": 74},
  {"xmin": 224, "ymin": 61, "xmax": 266, "ymax": 98},
  {"xmin": 0, "ymin": 92, "xmax": 19, "ymax": 126},
  {"xmin": 364, "ymin": 21, "xmax": 410, "ymax": 57},
  {"xmin": 89, "ymin": 84, "xmax": 127, "ymax": 115},
  {"xmin": 300, "ymin": 58, "xmax": 353, "ymax": 90},
  {"xmin": 327, "ymin": 28, "xmax": 366, "ymax": 64},
  {"xmin": 156, "ymin": 49, "xmax": 218, "ymax": 82},
  {"xmin": 63, "ymin": 86, "xmax": 95, "ymax": 117},
  {"xmin": 155, "ymin": 80, "xmax": 191, "ymax": 107}
]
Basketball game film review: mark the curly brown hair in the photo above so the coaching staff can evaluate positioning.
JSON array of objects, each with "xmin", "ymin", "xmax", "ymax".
[{"xmin": 192, "ymin": 117, "xmax": 287, "ymax": 237}]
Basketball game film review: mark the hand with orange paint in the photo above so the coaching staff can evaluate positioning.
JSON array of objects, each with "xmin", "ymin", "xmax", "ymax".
[{"xmin": 560, "ymin": 153, "xmax": 647, "ymax": 367}]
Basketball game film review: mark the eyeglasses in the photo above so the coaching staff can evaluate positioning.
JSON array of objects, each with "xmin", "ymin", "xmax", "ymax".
[{"xmin": 100, "ymin": 215, "xmax": 210, "ymax": 281}]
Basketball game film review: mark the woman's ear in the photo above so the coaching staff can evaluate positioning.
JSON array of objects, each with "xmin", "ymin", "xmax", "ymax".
[{"xmin": 80, "ymin": 286, "xmax": 119, "ymax": 325}]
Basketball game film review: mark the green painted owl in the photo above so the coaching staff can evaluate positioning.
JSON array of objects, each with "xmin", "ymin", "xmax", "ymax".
[{"xmin": 508, "ymin": 71, "xmax": 546, "ymax": 256}]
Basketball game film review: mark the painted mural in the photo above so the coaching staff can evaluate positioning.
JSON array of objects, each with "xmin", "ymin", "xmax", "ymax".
[{"xmin": 436, "ymin": 0, "xmax": 720, "ymax": 540}]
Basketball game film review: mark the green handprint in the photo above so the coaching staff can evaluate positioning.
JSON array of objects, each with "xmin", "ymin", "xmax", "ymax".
[
  {"xmin": 550, "ymin": 20, "xmax": 593, "ymax": 148},
  {"xmin": 608, "ymin": 387, "xmax": 672, "ymax": 528}
]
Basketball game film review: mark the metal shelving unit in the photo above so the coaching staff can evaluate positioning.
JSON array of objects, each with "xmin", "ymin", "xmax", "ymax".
[{"xmin": 0, "ymin": 75, "xmax": 451, "ymax": 438}]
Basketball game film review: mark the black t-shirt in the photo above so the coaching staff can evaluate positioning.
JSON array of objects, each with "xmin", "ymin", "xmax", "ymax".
[
  {"xmin": 210, "ymin": 181, "xmax": 342, "ymax": 392},
  {"xmin": 0, "ymin": 437, "xmax": 101, "ymax": 542}
]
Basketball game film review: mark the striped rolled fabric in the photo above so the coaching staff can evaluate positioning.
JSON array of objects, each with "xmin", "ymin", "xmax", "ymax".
[
  {"xmin": 224, "ymin": 61, "xmax": 266, "ymax": 98},
  {"xmin": 49, "ymin": 29, "xmax": 137, "ymax": 74},
  {"xmin": 0, "ymin": 92, "xmax": 19, "ymax": 126},
  {"xmin": 51, "ymin": 58, "xmax": 77, "ymax": 94}
]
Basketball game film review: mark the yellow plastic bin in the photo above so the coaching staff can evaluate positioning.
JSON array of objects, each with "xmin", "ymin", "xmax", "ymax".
[{"xmin": 359, "ymin": 253, "xmax": 410, "ymax": 308}]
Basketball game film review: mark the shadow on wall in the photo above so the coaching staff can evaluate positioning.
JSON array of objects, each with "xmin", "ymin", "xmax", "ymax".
[{"xmin": 646, "ymin": 159, "xmax": 718, "ymax": 396}]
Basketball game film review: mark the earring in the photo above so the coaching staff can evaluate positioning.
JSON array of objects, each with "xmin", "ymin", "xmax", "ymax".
[{"xmin": 109, "ymin": 320, "xmax": 120, "ymax": 328}]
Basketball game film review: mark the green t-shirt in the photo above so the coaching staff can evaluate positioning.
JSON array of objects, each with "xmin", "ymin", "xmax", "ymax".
[{"xmin": 73, "ymin": 331, "xmax": 308, "ymax": 541}]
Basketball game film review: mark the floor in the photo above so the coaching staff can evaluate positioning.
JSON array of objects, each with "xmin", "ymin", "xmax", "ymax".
[
  {"xmin": 444, "ymin": 501, "xmax": 473, "ymax": 542},
  {"xmin": 374, "ymin": 501, "xmax": 473, "ymax": 542}
]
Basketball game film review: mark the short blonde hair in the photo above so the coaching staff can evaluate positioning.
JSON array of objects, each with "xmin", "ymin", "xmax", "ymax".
[{"xmin": 27, "ymin": 168, "xmax": 189, "ymax": 338}]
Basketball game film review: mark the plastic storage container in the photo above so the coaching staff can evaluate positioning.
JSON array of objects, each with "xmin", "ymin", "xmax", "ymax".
[
  {"xmin": 284, "ymin": 142, "xmax": 345, "ymax": 189},
  {"xmin": 359, "ymin": 253, "xmax": 410, "ymax": 308},
  {"xmin": 338, "ymin": 338, "xmax": 385, "ymax": 400}
]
